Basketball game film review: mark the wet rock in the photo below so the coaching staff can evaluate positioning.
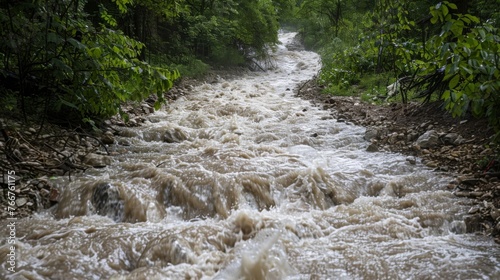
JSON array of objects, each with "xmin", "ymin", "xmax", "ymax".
[
  {"xmin": 454, "ymin": 191, "xmax": 483, "ymax": 198},
  {"xmin": 145, "ymin": 95, "xmax": 158, "ymax": 105},
  {"xmin": 464, "ymin": 214, "xmax": 482, "ymax": 233},
  {"xmin": 16, "ymin": 197, "xmax": 28, "ymax": 207},
  {"xmin": 364, "ymin": 127, "xmax": 379, "ymax": 141},
  {"xmin": 49, "ymin": 187, "xmax": 60, "ymax": 202},
  {"xmin": 366, "ymin": 143, "xmax": 379, "ymax": 152},
  {"xmin": 460, "ymin": 178, "xmax": 481, "ymax": 186},
  {"xmin": 415, "ymin": 130, "xmax": 439, "ymax": 148},
  {"xmin": 142, "ymin": 103, "xmax": 154, "ymax": 114},
  {"xmin": 438, "ymin": 166, "xmax": 449, "ymax": 172},
  {"xmin": 118, "ymin": 139, "xmax": 131, "ymax": 146},
  {"xmin": 442, "ymin": 133, "xmax": 465, "ymax": 145},
  {"xmin": 468, "ymin": 206, "xmax": 480, "ymax": 214},
  {"xmin": 387, "ymin": 132, "xmax": 399, "ymax": 144},
  {"xmin": 490, "ymin": 211, "xmax": 500, "ymax": 224},
  {"xmin": 135, "ymin": 116, "xmax": 146, "ymax": 124},
  {"xmin": 91, "ymin": 183, "xmax": 124, "ymax": 222},
  {"xmin": 114, "ymin": 120, "xmax": 126, "ymax": 126},
  {"xmin": 406, "ymin": 156, "xmax": 416, "ymax": 165},
  {"xmin": 164, "ymin": 127, "xmax": 188, "ymax": 143},
  {"xmin": 480, "ymin": 148, "xmax": 493, "ymax": 156},
  {"xmin": 489, "ymin": 176, "xmax": 499, "ymax": 183},
  {"xmin": 83, "ymin": 153, "xmax": 112, "ymax": 168},
  {"xmin": 101, "ymin": 131, "xmax": 115, "ymax": 145},
  {"xmin": 127, "ymin": 119, "xmax": 138, "ymax": 126},
  {"xmin": 406, "ymin": 131, "xmax": 419, "ymax": 142},
  {"xmin": 286, "ymin": 35, "xmax": 305, "ymax": 51},
  {"xmin": 424, "ymin": 161, "xmax": 438, "ymax": 168}
]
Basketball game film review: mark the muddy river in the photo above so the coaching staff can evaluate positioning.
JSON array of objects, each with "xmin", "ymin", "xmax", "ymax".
[{"xmin": 1, "ymin": 32, "xmax": 499, "ymax": 280}]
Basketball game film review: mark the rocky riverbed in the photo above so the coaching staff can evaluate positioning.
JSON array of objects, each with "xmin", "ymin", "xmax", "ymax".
[{"xmin": 1, "ymin": 71, "xmax": 499, "ymax": 244}]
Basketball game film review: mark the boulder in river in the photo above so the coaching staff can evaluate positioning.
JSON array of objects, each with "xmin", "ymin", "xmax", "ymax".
[
  {"xmin": 101, "ymin": 131, "xmax": 115, "ymax": 145},
  {"xmin": 91, "ymin": 183, "xmax": 124, "ymax": 222},
  {"xmin": 164, "ymin": 126, "xmax": 189, "ymax": 143},
  {"xmin": 366, "ymin": 142, "xmax": 379, "ymax": 152},
  {"xmin": 83, "ymin": 153, "xmax": 112, "ymax": 168},
  {"xmin": 364, "ymin": 127, "xmax": 380, "ymax": 141}
]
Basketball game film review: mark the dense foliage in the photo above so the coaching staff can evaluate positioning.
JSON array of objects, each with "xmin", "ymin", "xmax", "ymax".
[
  {"xmin": 0, "ymin": 0, "xmax": 287, "ymax": 124},
  {"xmin": 295, "ymin": 0, "xmax": 500, "ymax": 140}
]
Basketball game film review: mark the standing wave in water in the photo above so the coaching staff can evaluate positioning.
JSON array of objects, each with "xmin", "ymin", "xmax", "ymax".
[{"xmin": 1, "ymin": 32, "xmax": 499, "ymax": 280}]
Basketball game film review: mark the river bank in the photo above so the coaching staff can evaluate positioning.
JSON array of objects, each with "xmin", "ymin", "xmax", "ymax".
[{"xmin": 296, "ymin": 78, "xmax": 500, "ymax": 243}]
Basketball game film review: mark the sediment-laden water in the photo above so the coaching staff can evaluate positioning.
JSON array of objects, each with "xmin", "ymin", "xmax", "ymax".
[{"xmin": 1, "ymin": 32, "xmax": 499, "ymax": 280}]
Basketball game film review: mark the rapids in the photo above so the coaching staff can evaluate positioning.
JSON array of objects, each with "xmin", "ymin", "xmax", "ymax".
[{"xmin": 1, "ymin": 32, "xmax": 499, "ymax": 279}]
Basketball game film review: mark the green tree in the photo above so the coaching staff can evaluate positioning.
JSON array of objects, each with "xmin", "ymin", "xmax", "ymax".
[
  {"xmin": 296, "ymin": 0, "xmax": 500, "ymax": 139},
  {"xmin": 0, "ymin": 0, "xmax": 179, "ymax": 123},
  {"xmin": 300, "ymin": 0, "xmax": 345, "ymax": 37},
  {"xmin": 105, "ymin": 0, "xmax": 281, "ymax": 67},
  {"xmin": 420, "ymin": 2, "xmax": 500, "ymax": 131}
]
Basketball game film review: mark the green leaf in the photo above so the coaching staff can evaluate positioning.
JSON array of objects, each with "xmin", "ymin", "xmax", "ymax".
[
  {"xmin": 460, "ymin": 65, "xmax": 473, "ymax": 75},
  {"xmin": 154, "ymin": 101, "xmax": 162, "ymax": 110},
  {"xmin": 440, "ymin": 43, "xmax": 450, "ymax": 57},
  {"xmin": 88, "ymin": 47, "xmax": 103, "ymax": 58},
  {"xmin": 442, "ymin": 21, "xmax": 453, "ymax": 33},
  {"xmin": 67, "ymin": 38, "xmax": 86, "ymax": 50},
  {"xmin": 59, "ymin": 98, "xmax": 79, "ymax": 110},
  {"xmin": 449, "ymin": 74, "xmax": 460, "ymax": 89},
  {"xmin": 465, "ymin": 14, "xmax": 480, "ymax": 23},
  {"xmin": 478, "ymin": 29, "xmax": 486, "ymax": 39},
  {"xmin": 471, "ymin": 99, "xmax": 484, "ymax": 117},
  {"xmin": 47, "ymin": 32, "xmax": 63, "ymax": 44},
  {"xmin": 480, "ymin": 50, "xmax": 489, "ymax": 60},
  {"xmin": 442, "ymin": 5, "xmax": 449, "ymax": 17},
  {"xmin": 450, "ymin": 21, "xmax": 464, "ymax": 36},
  {"xmin": 462, "ymin": 46, "xmax": 471, "ymax": 56},
  {"xmin": 468, "ymin": 59, "xmax": 479, "ymax": 68},
  {"xmin": 51, "ymin": 58, "xmax": 74, "ymax": 77},
  {"xmin": 110, "ymin": 45, "xmax": 119, "ymax": 54}
]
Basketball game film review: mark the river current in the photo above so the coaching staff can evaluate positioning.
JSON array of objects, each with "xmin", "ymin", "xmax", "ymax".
[{"xmin": 1, "ymin": 32, "xmax": 499, "ymax": 279}]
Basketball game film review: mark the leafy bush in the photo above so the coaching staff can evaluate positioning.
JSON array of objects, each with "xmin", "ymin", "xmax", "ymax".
[
  {"xmin": 390, "ymin": 2, "xmax": 500, "ymax": 139},
  {"xmin": 171, "ymin": 57, "xmax": 210, "ymax": 78},
  {"xmin": 318, "ymin": 42, "xmax": 373, "ymax": 92},
  {"xmin": 425, "ymin": 2, "xmax": 500, "ymax": 125}
]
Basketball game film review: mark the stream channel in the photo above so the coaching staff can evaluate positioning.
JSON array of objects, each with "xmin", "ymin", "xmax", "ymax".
[{"xmin": 1, "ymin": 32, "xmax": 500, "ymax": 279}]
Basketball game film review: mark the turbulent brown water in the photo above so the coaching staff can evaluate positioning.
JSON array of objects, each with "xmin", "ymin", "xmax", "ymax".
[{"xmin": 1, "ymin": 32, "xmax": 500, "ymax": 280}]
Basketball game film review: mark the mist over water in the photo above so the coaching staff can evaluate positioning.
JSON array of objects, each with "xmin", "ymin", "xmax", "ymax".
[{"xmin": 1, "ymin": 32, "xmax": 499, "ymax": 279}]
